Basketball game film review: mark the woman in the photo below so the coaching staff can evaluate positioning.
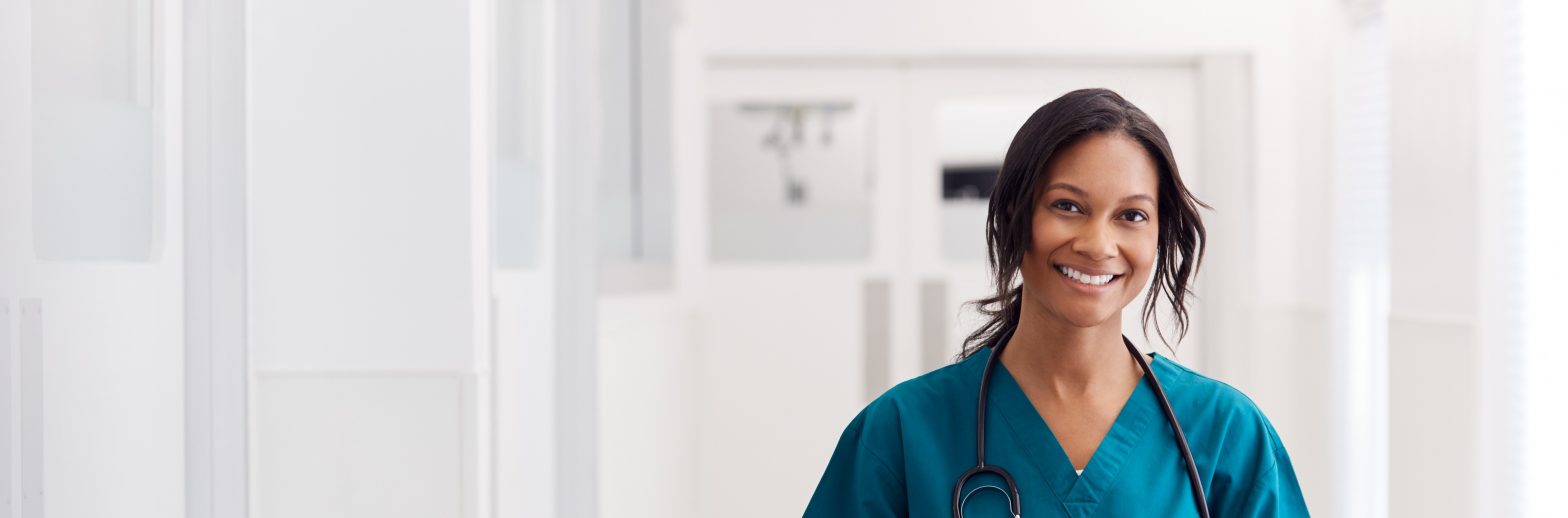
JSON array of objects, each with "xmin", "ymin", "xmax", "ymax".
[{"xmin": 804, "ymin": 89, "xmax": 1308, "ymax": 517}]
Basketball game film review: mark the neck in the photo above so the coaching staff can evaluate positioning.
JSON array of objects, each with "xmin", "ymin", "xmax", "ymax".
[{"xmin": 998, "ymin": 301, "xmax": 1142, "ymax": 399}]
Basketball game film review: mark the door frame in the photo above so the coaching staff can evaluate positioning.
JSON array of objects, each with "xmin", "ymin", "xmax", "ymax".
[{"xmin": 182, "ymin": 0, "xmax": 249, "ymax": 514}]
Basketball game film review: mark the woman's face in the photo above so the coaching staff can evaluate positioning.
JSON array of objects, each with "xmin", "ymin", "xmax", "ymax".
[{"xmin": 1019, "ymin": 132, "xmax": 1160, "ymax": 330}]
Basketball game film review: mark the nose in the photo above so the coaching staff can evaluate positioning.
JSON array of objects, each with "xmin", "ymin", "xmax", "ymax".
[{"xmin": 1071, "ymin": 220, "xmax": 1118, "ymax": 261}]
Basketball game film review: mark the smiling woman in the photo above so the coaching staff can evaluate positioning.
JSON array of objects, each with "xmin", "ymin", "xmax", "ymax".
[
  {"xmin": 804, "ymin": 88, "xmax": 1309, "ymax": 517},
  {"xmin": 964, "ymin": 89, "xmax": 1208, "ymax": 360},
  {"xmin": 1023, "ymin": 134, "xmax": 1162, "ymax": 333}
]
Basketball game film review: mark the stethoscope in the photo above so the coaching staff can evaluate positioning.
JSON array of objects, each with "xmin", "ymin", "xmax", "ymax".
[{"xmin": 950, "ymin": 325, "xmax": 1211, "ymax": 518}]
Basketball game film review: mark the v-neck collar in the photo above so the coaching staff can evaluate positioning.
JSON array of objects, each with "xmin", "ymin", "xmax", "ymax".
[{"xmin": 969, "ymin": 346, "xmax": 1165, "ymax": 517}]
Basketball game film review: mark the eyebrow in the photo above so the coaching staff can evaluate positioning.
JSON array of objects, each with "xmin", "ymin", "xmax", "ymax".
[{"xmin": 1044, "ymin": 182, "xmax": 1155, "ymax": 205}]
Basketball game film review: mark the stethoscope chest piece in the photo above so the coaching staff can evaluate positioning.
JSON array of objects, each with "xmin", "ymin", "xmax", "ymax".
[{"xmin": 951, "ymin": 463, "xmax": 1020, "ymax": 518}]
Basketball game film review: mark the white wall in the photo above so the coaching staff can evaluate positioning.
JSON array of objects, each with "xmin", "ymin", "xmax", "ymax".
[{"xmin": 1386, "ymin": 0, "xmax": 1492, "ymax": 515}]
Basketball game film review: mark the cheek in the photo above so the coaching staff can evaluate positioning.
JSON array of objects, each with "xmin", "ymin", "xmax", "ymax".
[
  {"xmin": 1125, "ymin": 238, "xmax": 1160, "ymax": 285},
  {"xmin": 1030, "ymin": 217, "xmax": 1069, "ymax": 253}
]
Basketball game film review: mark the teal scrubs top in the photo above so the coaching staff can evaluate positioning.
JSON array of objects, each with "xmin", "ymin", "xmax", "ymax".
[{"xmin": 805, "ymin": 346, "xmax": 1309, "ymax": 517}]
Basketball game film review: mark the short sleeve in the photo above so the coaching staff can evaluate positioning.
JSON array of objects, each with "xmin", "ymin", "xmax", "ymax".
[
  {"xmin": 803, "ymin": 410, "xmax": 908, "ymax": 517},
  {"xmin": 1228, "ymin": 445, "xmax": 1311, "ymax": 517}
]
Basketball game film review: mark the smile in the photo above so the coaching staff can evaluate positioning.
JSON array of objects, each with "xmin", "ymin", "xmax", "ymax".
[{"xmin": 1056, "ymin": 264, "xmax": 1122, "ymax": 287}]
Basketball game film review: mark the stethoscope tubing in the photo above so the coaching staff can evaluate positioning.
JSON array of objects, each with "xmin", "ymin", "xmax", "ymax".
[{"xmin": 951, "ymin": 326, "xmax": 1211, "ymax": 518}]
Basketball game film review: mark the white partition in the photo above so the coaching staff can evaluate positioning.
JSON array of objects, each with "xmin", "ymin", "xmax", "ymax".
[
  {"xmin": 246, "ymin": 0, "xmax": 488, "ymax": 515},
  {"xmin": 1, "ymin": 0, "xmax": 187, "ymax": 515}
]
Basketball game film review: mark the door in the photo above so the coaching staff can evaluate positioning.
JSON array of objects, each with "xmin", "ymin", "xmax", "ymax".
[{"xmin": 698, "ymin": 64, "xmax": 905, "ymax": 516}]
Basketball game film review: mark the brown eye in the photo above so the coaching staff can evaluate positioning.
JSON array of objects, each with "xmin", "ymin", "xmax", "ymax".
[
  {"xmin": 1051, "ymin": 200, "xmax": 1082, "ymax": 213},
  {"xmin": 1122, "ymin": 210, "xmax": 1149, "ymax": 222}
]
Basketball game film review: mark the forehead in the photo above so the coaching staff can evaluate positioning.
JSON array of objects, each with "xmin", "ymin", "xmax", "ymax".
[{"xmin": 1042, "ymin": 132, "xmax": 1159, "ymax": 198}]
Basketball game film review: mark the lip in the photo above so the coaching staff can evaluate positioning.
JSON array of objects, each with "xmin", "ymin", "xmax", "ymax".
[
  {"xmin": 1054, "ymin": 263, "xmax": 1123, "ymax": 294},
  {"xmin": 1054, "ymin": 263, "xmax": 1124, "ymax": 277}
]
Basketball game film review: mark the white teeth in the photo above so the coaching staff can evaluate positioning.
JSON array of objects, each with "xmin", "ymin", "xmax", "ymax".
[{"xmin": 1057, "ymin": 265, "xmax": 1115, "ymax": 286}]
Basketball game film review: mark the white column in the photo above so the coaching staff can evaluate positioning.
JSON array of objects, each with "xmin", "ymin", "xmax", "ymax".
[{"xmin": 1387, "ymin": 0, "xmax": 1486, "ymax": 515}]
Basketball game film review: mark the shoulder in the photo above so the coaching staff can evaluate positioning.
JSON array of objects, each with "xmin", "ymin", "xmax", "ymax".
[
  {"xmin": 1152, "ymin": 354, "xmax": 1287, "ymax": 450},
  {"xmin": 874, "ymin": 353, "xmax": 983, "ymax": 415},
  {"xmin": 1151, "ymin": 355, "xmax": 1311, "ymax": 513},
  {"xmin": 837, "ymin": 350, "xmax": 986, "ymax": 462},
  {"xmin": 811, "ymin": 351, "xmax": 982, "ymax": 513},
  {"xmin": 1152, "ymin": 355, "xmax": 1303, "ymax": 504},
  {"xmin": 852, "ymin": 352, "xmax": 980, "ymax": 432}
]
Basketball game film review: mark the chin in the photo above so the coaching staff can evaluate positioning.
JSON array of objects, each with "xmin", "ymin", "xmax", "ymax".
[{"xmin": 1057, "ymin": 307, "xmax": 1120, "ymax": 329}]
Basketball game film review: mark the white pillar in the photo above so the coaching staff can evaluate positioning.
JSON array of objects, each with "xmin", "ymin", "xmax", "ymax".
[{"xmin": 1387, "ymin": 0, "xmax": 1487, "ymax": 515}]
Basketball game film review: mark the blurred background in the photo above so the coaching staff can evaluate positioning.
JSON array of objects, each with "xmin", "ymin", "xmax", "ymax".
[{"xmin": 0, "ymin": 0, "xmax": 1565, "ymax": 516}]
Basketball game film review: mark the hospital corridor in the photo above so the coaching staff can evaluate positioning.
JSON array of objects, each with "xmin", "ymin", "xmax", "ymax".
[{"xmin": 1, "ymin": 0, "xmax": 1566, "ymax": 516}]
